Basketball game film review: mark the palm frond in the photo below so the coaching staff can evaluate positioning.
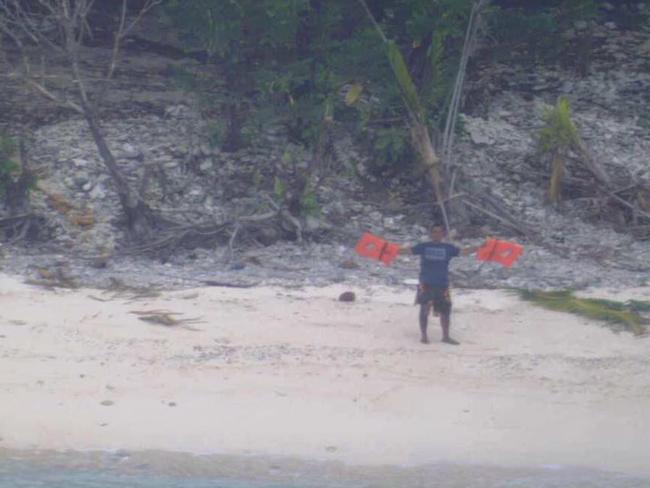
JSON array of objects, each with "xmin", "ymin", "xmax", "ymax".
[
  {"xmin": 386, "ymin": 41, "xmax": 423, "ymax": 121},
  {"xmin": 539, "ymin": 96, "xmax": 579, "ymax": 153},
  {"xmin": 518, "ymin": 289, "xmax": 647, "ymax": 335}
]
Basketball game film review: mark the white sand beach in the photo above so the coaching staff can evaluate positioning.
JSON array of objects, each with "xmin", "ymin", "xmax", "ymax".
[{"xmin": 0, "ymin": 273, "xmax": 649, "ymax": 476}]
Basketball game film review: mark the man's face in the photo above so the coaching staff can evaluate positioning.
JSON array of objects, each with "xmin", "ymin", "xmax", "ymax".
[{"xmin": 431, "ymin": 227, "xmax": 445, "ymax": 241}]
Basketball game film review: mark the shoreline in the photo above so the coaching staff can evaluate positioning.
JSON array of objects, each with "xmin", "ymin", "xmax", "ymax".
[
  {"xmin": 1, "ymin": 273, "xmax": 649, "ymax": 478},
  {"xmin": 2, "ymin": 448, "xmax": 649, "ymax": 487}
]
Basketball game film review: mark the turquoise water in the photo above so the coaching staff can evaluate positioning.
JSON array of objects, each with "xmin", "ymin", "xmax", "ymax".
[
  {"xmin": 0, "ymin": 461, "xmax": 291, "ymax": 488},
  {"xmin": 1, "ymin": 453, "xmax": 649, "ymax": 488}
]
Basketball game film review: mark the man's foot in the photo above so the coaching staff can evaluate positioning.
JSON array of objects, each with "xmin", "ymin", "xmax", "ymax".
[
  {"xmin": 420, "ymin": 336, "xmax": 430, "ymax": 344},
  {"xmin": 442, "ymin": 337, "xmax": 460, "ymax": 345}
]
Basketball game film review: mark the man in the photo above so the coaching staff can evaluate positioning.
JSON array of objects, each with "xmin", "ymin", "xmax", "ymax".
[{"xmin": 400, "ymin": 226, "xmax": 478, "ymax": 345}]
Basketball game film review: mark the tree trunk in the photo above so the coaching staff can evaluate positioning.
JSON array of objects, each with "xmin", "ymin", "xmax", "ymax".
[
  {"xmin": 5, "ymin": 139, "xmax": 34, "ymax": 216},
  {"xmin": 80, "ymin": 98, "xmax": 156, "ymax": 239},
  {"xmin": 222, "ymin": 101, "xmax": 243, "ymax": 152},
  {"xmin": 409, "ymin": 120, "xmax": 450, "ymax": 230}
]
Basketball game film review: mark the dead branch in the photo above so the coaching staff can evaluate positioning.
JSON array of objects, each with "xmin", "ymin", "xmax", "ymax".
[
  {"xmin": 107, "ymin": 0, "xmax": 163, "ymax": 79},
  {"xmin": 0, "ymin": 214, "xmax": 31, "ymax": 225},
  {"xmin": 462, "ymin": 197, "xmax": 536, "ymax": 237},
  {"xmin": 575, "ymin": 138, "xmax": 611, "ymax": 187},
  {"xmin": 26, "ymin": 78, "xmax": 83, "ymax": 113}
]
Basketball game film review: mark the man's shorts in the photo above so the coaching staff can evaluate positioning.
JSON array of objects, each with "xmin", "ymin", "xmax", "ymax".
[{"xmin": 416, "ymin": 284, "xmax": 452, "ymax": 315}]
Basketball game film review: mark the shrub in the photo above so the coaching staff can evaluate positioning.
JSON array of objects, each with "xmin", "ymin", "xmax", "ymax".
[
  {"xmin": 538, "ymin": 97, "xmax": 580, "ymax": 203},
  {"xmin": 0, "ymin": 133, "xmax": 19, "ymax": 199}
]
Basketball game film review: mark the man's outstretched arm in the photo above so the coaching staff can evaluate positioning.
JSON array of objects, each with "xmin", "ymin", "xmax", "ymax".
[
  {"xmin": 460, "ymin": 245, "xmax": 480, "ymax": 256},
  {"xmin": 398, "ymin": 246, "xmax": 413, "ymax": 255}
]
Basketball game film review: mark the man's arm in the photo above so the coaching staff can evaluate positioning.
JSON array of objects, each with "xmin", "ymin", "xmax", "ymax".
[
  {"xmin": 460, "ymin": 245, "xmax": 480, "ymax": 257},
  {"xmin": 398, "ymin": 246, "xmax": 414, "ymax": 255}
]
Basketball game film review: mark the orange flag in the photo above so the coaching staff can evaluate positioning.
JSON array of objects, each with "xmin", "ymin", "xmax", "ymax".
[
  {"xmin": 355, "ymin": 232, "xmax": 401, "ymax": 265},
  {"xmin": 477, "ymin": 238, "xmax": 524, "ymax": 268}
]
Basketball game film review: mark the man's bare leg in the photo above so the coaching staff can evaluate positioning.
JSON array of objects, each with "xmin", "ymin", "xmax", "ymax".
[
  {"xmin": 440, "ymin": 313, "xmax": 459, "ymax": 345},
  {"xmin": 419, "ymin": 304, "xmax": 430, "ymax": 344}
]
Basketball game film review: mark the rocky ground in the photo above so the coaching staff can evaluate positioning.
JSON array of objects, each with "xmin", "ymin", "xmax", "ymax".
[{"xmin": 1, "ymin": 13, "xmax": 649, "ymax": 291}]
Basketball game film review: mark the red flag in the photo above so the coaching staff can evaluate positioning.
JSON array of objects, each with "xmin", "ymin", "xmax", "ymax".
[
  {"xmin": 477, "ymin": 238, "xmax": 524, "ymax": 268},
  {"xmin": 355, "ymin": 233, "xmax": 401, "ymax": 265},
  {"xmin": 379, "ymin": 241, "xmax": 400, "ymax": 265}
]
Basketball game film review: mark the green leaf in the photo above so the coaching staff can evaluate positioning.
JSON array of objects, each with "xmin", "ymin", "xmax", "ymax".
[
  {"xmin": 386, "ymin": 41, "xmax": 423, "ymax": 120},
  {"xmin": 344, "ymin": 83, "xmax": 364, "ymax": 106}
]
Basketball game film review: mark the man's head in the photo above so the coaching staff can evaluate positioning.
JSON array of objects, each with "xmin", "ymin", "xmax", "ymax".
[{"xmin": 430, "ymin": 225, "xmax": 446, "ymax": 242}]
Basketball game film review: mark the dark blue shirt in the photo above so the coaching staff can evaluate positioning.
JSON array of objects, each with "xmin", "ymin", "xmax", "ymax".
[{"xmin": 412, "ymin": 242, "xmax": 460, "ymax": 287}]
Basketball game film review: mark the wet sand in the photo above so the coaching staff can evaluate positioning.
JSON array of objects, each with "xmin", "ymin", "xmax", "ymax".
[
  {"xmin": 1, "ymin": 448, "xmax": 648, "ymax": 487},
  {"xmin": 0, "ymin": 273, "xmax": 649, "ymax": 477}
]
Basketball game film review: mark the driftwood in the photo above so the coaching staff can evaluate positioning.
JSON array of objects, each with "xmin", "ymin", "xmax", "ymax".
[
  {"xmin": 202, "ymin": 280, "xmax": 259, "ymax": 288},
  {"xmin": 130, "ymin": 309, "xmax": 203, "ymax": 330}
]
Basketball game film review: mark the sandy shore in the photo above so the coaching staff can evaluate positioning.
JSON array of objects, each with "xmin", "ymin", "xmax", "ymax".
[{"xmin": 1, "ymin": 273, "xmax": 649, "ymax": 477}]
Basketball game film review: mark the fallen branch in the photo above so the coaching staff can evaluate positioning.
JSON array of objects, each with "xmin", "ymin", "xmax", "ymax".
[
  {"xmin": 202, "ymin": 280, "xmax": 259, "ymax": 288},
  {"xmin": 462, "ymin": 199, "xmax": 533, "ymax": 237},
  {"xmin": 130, "ymin": 309, "xmax": 204, "ymax": 330},
  {"xmin": 0, "ymin": 214, "xmax": 32, "ymax": 225}
]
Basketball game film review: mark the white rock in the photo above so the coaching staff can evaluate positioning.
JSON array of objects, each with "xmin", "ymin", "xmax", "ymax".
[
  {"xmin": 304, "ymin": 215, "xmax": 322, "ymax": 232},
  {"xmin": 89, "ymin": 185, "xmax": 107, "ymax": 200},
  {"xmin": 121, "ymin": 144, "xmax": 143, "ymax": 159},
  {"xmin": 72, "ymin": 158, "xmax": 89, "ymax": 168},
  {"xmin": 574, "ymin": 20, "xmax": 588, "ymax": 30}
]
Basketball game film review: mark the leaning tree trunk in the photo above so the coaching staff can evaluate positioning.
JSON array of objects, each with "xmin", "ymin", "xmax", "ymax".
[
  {"xmin": 68, "ymin": 31, "xmax": 158, "ymax": 240},
  {"xmin": 1, "ymin": 138, "xmax": 39, "ymax": 241},
  {"xmin": 79, "ymin": 97, "xmax": 157, "ymax": 239},
  {"xmin": 4, "ymin": 139, "xmax": 34, "ymax": 216},
  {"xmin": 409, "ymin": 120, "xmax": 450, "ymax": 230}
]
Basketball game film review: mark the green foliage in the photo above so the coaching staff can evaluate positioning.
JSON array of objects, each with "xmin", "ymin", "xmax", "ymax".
[
  {"xmin": 608, "ymin": 2, "xmax": 650, "ymax": 31},
  {"xmin": 0, "ymin": 133, "xmax": 19, "ymax": 199},
  {"xmin": 163, "ymin": 0, "xmax": 311, "ymax": 151},
  {"xmin": 164, "ymin": 0, "xmax": 613, "ymax": 184},
  {"xmin": 387, "ymin": 40, "xmax": 423, "ymax": 120},
  {"xmin": 368, "ymin": 126, "xmax": 415, "ymax": 176},
  {"xmin": 164, "ymin": 0, "xmax": 309, "ymax": 57},
  {"xmin": 518, "ymin": 289, "xmax": 648, "ymax": 335},
  {"xmin": 300, "ymin": 189, "xmax": 320, "ymax": 217},
  {"xmin": 273, "ymin": 176, "xmax": 287, "ymax": 202},
  {"xmin": 273, "ymin": 176, "xmax": 319, "ymax": 217},
  {"xmin": 490, "ymin": 8, "xmax": 561, "ymax": 62},
  {"xmin": 489, "ymin": 1, "xmax": 598, "ymax": 64},
  {"xmin": 539, "ymin": 97, "xmax": 579, "ymax": 152},
  {"xmin": 538, "ymin": 97, "xmax": 580, "ymax": 202}
]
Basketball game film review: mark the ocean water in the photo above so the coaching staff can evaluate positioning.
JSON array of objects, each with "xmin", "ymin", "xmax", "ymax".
[{"xmin": 1, "ymin": 451, "xmax": 648, "ymax": 488}]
